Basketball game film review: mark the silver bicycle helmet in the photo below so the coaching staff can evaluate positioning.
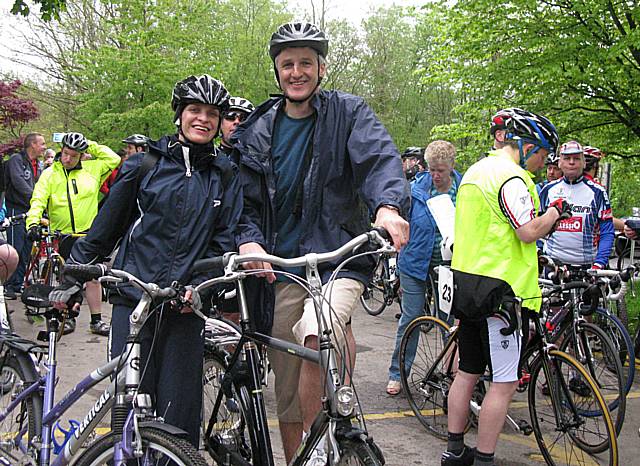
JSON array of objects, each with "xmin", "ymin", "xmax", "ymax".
[{"xmin": 61, "ymin": 132, "xmax": 89, "ymax": 152}]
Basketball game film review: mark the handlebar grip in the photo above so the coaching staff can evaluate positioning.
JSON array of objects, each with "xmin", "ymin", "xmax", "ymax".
[
  {"xmin": 191, "ymin": 252, "xmax": 235, "ymax": 275},
  {"xmin": 64, "ymin": 264, "xmax": 108, "ymax": 281},
  {"xmin": 372, "ymin": 227, "xmax": 391, "ymax": 241}
]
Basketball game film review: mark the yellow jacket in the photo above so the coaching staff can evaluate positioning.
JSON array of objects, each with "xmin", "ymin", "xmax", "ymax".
[{"xmin": 27, "ymin": 141, "xmax": 120, "ymax": 233}]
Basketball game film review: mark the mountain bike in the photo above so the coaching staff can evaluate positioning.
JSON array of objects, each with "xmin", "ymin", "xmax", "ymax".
[
  {"xmin": 399, "ymin": 300, "xmax": 618, "ymax": 465},
  {"xmin": 0, "ymin": 264, "xmax": 208, "ymax": 466},
  {"xmin": 195, "ymin": 229, "xmax": 393, "ymax": 465}
]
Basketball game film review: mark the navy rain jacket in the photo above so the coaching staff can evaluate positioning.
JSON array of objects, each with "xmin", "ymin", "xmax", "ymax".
[
  {"xmin": 70, "ymin": 135, "xmax": 242, "ymax": 305},
  {"xmin": 232, "ymin": 90, "xmax": 410, "ymax": 332}
]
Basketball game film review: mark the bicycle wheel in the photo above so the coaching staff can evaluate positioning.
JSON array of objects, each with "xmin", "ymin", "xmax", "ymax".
[
  {"xmin": 360, "ymin": 261, "xmax": 388, "ymax": 316},
  {"xmin": 74, "ymin": 426, "xmax": 208, "ymax": 466},
  {"xmin": 0, "ymin": 351, "xmax": 42, "ymax": 465},
  {"xmin": 399, "ymin": 316, "xmax": 464, "ymax": 440},
  {"xmin": 336, "ymin": 438, "xmax": 384, "ymax": 466},
  {"xmin": 593, "ymin": 308, "xmax": 634, "ymax": 395},
  {"xmin": 201, "ymin": 349, "xmax": 253, "ymax": 462},
  {"xmin": 528, "ymin": 350, "xmax": 618, "ymax": 464},
  {"xmin": 41, "ymin": 256, "xmax": 64, "ymax": 288},
  {"xmin": 559, "ymin": 322, "xmax": 626, "ymax": 435}
]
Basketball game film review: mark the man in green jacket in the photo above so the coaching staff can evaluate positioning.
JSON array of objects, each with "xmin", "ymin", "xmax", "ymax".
[{"xmin": 26, "ymin": 132, "xmax": 120, "ymax": 335}]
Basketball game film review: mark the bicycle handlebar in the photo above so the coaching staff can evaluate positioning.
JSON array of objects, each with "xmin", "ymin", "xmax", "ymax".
[
  {"xmin": 192, "ymin": 228, "xmax": 395, "ymax": 292},
  {"xmin": 64, "ymin": 264, "xmax": 178, "ymax": 299},
  {"xmin": 0, "ymin": 212, "xmax": 27, "ymax": 231}
]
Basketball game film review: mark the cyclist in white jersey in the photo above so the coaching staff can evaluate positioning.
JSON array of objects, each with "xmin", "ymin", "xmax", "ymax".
[{"xmin": 539, "ymin": 140, "xmax": 614, "ymax": 268}]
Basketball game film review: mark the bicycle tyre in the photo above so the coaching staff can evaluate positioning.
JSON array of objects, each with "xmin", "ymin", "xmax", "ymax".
[
  {"xmin": 336, "ymin": 438, "xmax": 384, "ymax": 465},
  {"xmin": 399, "ymin": 316, "xmax": 466, "ymax": 440},
  {"xmin": 528, "ymin": 349, "xmax": 618, "ymax": 463},
  {"xmin": 202, "ymin": 351, "xmax": 253, "ymax": 464},
  {"xmin": 0, "ymin": 351, "xmax": 42, "ymax": 465},
  {"xmin": 593, "ymin": 308, "xmax": 635, "ymax": 394},
  {"xmin": 559, "ymin": 322, "xmax": 626, "ymax": 435},
  {"xmin": 360, "ymin": 259, "xmax": 388, "ymax": 316},
  {"xmin": 74, "ymin": 426, "xmax": 208, "ymax": 466}
]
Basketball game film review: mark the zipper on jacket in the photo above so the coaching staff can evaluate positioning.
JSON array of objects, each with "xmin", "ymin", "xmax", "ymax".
[
  {"xmin": 64, "ymin": 170, "xmax": 77, "ymax": 233},
  {"xmin": 182, "ymin": 146, "xmax": 192, "ymax": 177}
]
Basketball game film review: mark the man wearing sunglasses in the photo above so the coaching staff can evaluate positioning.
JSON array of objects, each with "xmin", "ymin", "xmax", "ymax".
[{"xmin": 219, "ymin": 97, "xmax": 254, "ymax": 164}]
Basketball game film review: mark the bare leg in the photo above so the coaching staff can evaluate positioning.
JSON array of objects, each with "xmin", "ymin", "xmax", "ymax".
[
  {"xmin": 0, "ymin": 244, "xmax": 19, "ymax": 283},
  {"xmin": 447, "ymin": 370, "xmax": 480, "ymax": 434},
  {"xmin": 85, "ymin": 279, "xmax": 103, "ymax": 315},
  {"xmin": 476, "ymin": 381, "xmax": 518, "ymax": 453},
  {"xmin": 299, "ymin": 335, "xmax": 323, "ymax": 433}
]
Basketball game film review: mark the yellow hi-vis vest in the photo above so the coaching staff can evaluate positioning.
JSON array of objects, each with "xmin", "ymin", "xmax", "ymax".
[{"xmin": 451, "ymin": 150, "xmax": 541, "ymax": 312}]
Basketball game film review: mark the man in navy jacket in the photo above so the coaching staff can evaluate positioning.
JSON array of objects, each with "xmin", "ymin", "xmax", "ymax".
[{"xmin": 233, "ymin": 21, "xmax": 410, "ymax": 462}]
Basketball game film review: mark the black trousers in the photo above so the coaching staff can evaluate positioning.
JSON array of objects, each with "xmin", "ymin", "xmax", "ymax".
[{"xmin": 110, "ymin": 302, "xmax": 204, "ymax": 447}]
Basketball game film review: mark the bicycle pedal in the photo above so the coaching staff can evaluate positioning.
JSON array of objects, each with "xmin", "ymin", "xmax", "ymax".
[{"xmin": 516, "ymin": 419, "xmax": 533, "ymax": 436}]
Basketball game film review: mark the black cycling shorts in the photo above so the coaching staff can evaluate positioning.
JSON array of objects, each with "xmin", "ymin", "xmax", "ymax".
[{"xmin": 457, "ymin": 311, "xmax": 529, "ymax": 383}]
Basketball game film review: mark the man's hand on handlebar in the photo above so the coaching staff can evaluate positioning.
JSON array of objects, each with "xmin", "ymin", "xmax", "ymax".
[
  {"xmin": 374, "ymin": 206, "xmax": 409, "ymax": 250},
  {"xmin": 237, "ymin": 242, "xmax": 276, "ymax": 283},
  {"xmin": 49, "ymin": 280, "xmax": 83, "ymax": 312}
]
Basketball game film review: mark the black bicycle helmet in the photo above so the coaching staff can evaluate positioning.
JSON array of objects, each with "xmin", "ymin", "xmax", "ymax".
[
  {"xmin": 545, "ymin": 152, "xmax": 560, "ymax": 166},
  {"xmin": 61, "ymin": 132, "xmax": 89, "ymax": 152},
  {"xmin": 401, "ymin": 147, "xmax": 424, "ymax": 159},
  {"xmin": 171, "ymin": 74, "xmax": 230, "ymax": 125},
  {"xmin": 122, "ymin": 134, "xmax": 149, "ymax": 146},
  {"xmin": 227, "ymin": 97, "xmax": 255, "ymax": 114},
  {"xmin": 269, "ymin": 22, "xmax": 328, "ymax": 61},
  {"xmin": 503, "ymin": 108, "xmax": 559, "ymax": 154}
]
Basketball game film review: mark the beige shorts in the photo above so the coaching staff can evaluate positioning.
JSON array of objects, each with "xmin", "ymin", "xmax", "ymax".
[{"xmin": 268, "ymin": 278, "xmax": 364, "ymax": 422}]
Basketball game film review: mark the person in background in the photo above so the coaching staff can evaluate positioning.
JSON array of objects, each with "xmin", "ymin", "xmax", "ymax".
[
  {"xmin": 535, "ymin": 152, "xmax": 562, "ymax": 194},
  {"xmin": 26, "ymin": 132, "xmax": 120, "ymax": 335},
  {"xmin": 401, "ymin": 146, "xmax": 427, "ymax": 181},
  {"xmin": 386, "ymin": 140, "xmax": 461, "ymax": 396},
  {"xmin": 218, "ymin": 96, "xmax": 254, "ymax": 164},
  {"xmin": 3, "ymin": 133, "xmax": 46, "ymax": 299},
  {"xmin": 42, "ymin": 149, "xmax": 56, "ymax": 170}
]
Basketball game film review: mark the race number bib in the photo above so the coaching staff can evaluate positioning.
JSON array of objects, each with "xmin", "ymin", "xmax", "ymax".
[
  {"xmin": 388, "ymin": 255, "xmax": 397, "ymax": 282},
  {"xmin": 438, "ymin": 265, "xmax": 454, "ymax": 316}
]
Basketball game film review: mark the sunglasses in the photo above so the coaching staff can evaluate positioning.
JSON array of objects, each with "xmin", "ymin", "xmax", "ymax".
[{"xmin": 223, "ymin": 111, "xmax": 248, "ymax": 122}]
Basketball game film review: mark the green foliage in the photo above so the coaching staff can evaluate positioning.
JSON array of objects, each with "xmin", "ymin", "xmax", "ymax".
[
  {"xmin": 418, "ymin": 0, "xmax": 640, "ymax": 163},
  {"xmin": 11, "ymin": 0, "xmax": 67, "ymax": 21},
  {"xmin": 66, "ymin": 0, "xmax": 289, "ymax": 149}
]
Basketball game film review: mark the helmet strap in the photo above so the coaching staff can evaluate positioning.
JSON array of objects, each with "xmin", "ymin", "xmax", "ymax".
[{"xmin": 518, "ymin": 140, "xmax": 541, "ymax": 169}]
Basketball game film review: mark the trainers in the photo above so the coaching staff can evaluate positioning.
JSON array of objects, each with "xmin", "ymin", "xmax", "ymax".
[
  {"xmin": 569, "ymin": 377, "xmax": 591, "ymax": 397},
  {"xmin": 63, "ymin": 318, "xmax": 76, "ymax": 335},
  {"xmin": 441, "ymin": 446, "xmax": 475, "ymax": 466},
  {"xmin": 307, "ymin": 445, "xmax": 327, "ymax": 466},
  {"xmin": 90, "ymin": 320, "xmax": 110, "ymax": 336},
  {"xmin": 4, "ymin": 290, "xmax": 17, "ymax": 300}
]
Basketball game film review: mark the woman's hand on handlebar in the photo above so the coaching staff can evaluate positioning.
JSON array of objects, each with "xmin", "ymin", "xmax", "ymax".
[{"xmin": 238, "ymin": 242, "xmax": 276, "ymax": 283}]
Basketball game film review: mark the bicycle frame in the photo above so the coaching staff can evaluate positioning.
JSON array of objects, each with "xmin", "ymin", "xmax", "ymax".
[
  {"xmin": 198, "ymin": 231, "xmax": 393, "ymax": 466},
  {"xmin": 0, "ymin": 293, "xmax": 158, "ymax": 466}
]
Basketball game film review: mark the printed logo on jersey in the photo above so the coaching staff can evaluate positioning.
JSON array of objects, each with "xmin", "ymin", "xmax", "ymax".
[
  {"xmin": 600, "ymin": 208, "xmax": 612, "ymax": 220},
  {"xmin": 556, "ymin": 216, "xmax": 583, "ymax": 232}
]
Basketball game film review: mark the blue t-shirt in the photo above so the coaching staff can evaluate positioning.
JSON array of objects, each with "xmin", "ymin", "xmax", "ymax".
[{"xmin": 272, "ymin": 111, "xmax": 315, "ymax": 280}]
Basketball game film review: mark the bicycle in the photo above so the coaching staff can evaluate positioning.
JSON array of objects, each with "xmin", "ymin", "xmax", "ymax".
[
  {"xmin": 0, "ymin": 213, "xmax": 28, "ymax": 331},
  {"xmin": 399, "ymin": 300, "xmax": 619, "ymax": 465},
  {"xmin": 537, "ymin": 277, "xmax": 626, "ymax": 436},
  {"xmin": 23, "ymin": 223, "xmax": 66, "ymax": 290},
  {"xmin": 195, "ymin": 229, "xmax": 393, "ymax": 465},
  {"xmin": 360, "ymin": 254, "xmax": 399, "ymax": 316},
  {"xmin": 0, "ymin": 264, "xmax": 208, "ymax": 466}
]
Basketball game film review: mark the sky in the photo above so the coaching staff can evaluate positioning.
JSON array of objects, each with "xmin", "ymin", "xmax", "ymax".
[{"xmin": 0, "ymin": 0, "xmax": 427, "ymax": 81}]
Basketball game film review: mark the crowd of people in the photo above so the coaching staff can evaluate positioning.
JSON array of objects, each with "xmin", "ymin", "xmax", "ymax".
[{"xmin": 1, "ymin": 20, "xmax": 638, "ymax": 466}]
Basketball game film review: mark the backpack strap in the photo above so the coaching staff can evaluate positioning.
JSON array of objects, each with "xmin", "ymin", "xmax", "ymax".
[{"xmin": 136, "ymin": 151, "xmax": 160, "ymax": 192}]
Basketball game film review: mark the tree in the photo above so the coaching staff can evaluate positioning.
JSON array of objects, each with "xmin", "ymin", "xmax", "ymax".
[
  {"xmin": 418, "ymin": 0, "xmax": 640, "ymax": 163},
  {"xmin": 0, "ymin": 80, "xmax": 39, "ymax": 156},
  {"xmin": 11, "ymin": 0, "xmax": 67, "ymax": 21}
]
